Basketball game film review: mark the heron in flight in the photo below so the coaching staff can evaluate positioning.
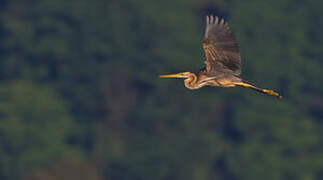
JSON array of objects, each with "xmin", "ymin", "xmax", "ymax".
[{"xmin": 159, "ymin": 15, "xmax": 282, "ymax": 98}]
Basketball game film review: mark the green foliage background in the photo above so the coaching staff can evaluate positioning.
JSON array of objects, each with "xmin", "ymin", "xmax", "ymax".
[{"xmin": 0, "ymin": 0, "xmax": 323, "ymax": 179}]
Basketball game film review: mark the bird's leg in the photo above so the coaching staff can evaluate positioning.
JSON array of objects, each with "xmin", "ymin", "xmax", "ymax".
[{"xmin": 234, "ymin": 82, "xmax": 282, "ymax": 99}]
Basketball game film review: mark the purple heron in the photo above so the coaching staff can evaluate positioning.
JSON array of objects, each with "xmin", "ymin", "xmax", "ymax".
[{"xmin": 159, "ymin": 15, "xmax": 282, "ymax": 98}]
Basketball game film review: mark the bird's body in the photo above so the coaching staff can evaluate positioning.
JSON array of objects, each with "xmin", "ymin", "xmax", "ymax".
[
  {"xmin": 181, "ymin": 70, "xmax": 241, "ymax": 89},
  {"xmin": 160, "ymin": 15, "xmax": 282, "ymax": 98}
]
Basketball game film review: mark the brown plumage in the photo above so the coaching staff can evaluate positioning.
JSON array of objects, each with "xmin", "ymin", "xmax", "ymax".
[{"xmin": 159, "ymin": 15, "xmax": 281, "ymax": 98}]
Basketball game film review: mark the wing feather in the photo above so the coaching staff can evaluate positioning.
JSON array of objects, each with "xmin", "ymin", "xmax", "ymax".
[{"xmin": 203, "ymin": 15, "xmax": 241, "ymax": 76}]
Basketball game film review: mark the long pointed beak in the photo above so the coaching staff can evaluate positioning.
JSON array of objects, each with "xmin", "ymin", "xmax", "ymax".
[{"xmin": 159, "ymin": 73, "xmax": 186, "ymax": 78}]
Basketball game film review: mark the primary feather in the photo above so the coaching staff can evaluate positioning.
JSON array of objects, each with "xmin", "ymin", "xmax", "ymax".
[{"xmin": 203, "ymin": 15, "xmax": 241, "ymax": 76}]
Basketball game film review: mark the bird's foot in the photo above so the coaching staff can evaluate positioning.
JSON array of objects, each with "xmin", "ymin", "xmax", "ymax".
[{"xmin": 263, "ymin": 89, "xmax": 282, "ymax": 99}]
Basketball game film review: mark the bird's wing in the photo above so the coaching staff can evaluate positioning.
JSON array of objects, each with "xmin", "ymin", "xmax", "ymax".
[{"xmin": 203, "ymin": 15, "xmax": 241, "ymax": 76}]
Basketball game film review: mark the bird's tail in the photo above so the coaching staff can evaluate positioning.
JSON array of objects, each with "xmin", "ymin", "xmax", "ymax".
[{"xmin": 234, "ymin": 82, "xmax": 282, "ymax": 99}]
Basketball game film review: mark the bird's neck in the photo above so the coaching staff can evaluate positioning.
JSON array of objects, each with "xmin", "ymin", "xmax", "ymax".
[{"xmin": 184, "ymin": 73, "xmax": 200, "ymax": 89}]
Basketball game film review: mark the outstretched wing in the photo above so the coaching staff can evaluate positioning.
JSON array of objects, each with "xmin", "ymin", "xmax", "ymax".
[{"xmin": 203, "ymin": 15, "xmax": 241, "ymax": 76}]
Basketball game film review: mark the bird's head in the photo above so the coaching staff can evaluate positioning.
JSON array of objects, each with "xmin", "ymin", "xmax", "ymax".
[
  {"xmin": 159, "ymin": 72, "xmax": 199, "ymax": 89},
  {"xmin": 159, "ymin": 72, "xmax": 192, "ymax": 79}
]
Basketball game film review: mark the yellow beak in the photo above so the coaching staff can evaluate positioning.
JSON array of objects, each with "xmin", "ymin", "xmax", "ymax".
[{"xmin": 159, "ymin": 73, "xmax": 186, "ymax": 78}]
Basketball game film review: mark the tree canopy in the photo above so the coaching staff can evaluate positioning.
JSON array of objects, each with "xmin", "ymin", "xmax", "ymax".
[{"xmin": 0, "ymin": 0, "xmax": 323, "ymax": 179}]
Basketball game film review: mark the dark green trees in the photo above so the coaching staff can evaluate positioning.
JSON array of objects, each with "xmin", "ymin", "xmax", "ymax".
[{"xmin": 0, "ymin": 0, "xmax": 323, "ymax": 179}]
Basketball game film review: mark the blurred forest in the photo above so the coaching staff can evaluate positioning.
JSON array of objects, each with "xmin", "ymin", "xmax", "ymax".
[{"xmin": 0, "ymin": 0, "xmax": 323, "ymax": 179}]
